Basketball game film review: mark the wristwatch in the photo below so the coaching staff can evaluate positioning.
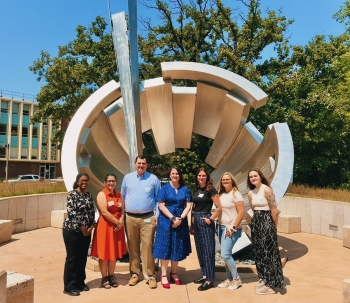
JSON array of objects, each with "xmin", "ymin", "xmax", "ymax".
[
  {"xmin": 209, "ymin": 218, "xmax": 213, "ymax": 223},
  {"xmin": 170, "ymin": 216, "xmax": 176, "ymax": 222},
  {"xmin": 232, "ymin": 225, "xmax": 237, "ymax": 231}
]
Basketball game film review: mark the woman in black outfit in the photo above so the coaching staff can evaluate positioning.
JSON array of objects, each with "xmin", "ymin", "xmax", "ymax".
[
  {"xmin": 63, "ymin": 173, "xmax": 96, "ymax": 296},
  {"xmin": 191, "ymin": 168, "xmax": 222, "ymax": 291},
  {"xmin": 247, "ymin": 168, "xmax": 284, "ymax": 295}
]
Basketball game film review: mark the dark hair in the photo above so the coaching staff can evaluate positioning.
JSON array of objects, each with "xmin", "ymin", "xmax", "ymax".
[
  {"xmin": 216, "ymin": 172, "xmax": 239, "ymax": 196},
  {"xmin": 170, "ymin": 166, "xmax": 186, "ymax": 187},
  {"xmin": 134, "ymin": 155, "xmax": 147, "ymax": 163},
  {"xmin": 194, "ymin": 167, "xmax": 213, "ymax": 192},
  {"xmin": 104, "ymin": 173, "xmax": 117, "ymax": 182},
  {"xmin": 247, "ymin": 168, "xmax": 270, "ymax": 190},
  {"xmin": 73, "ymin": 173, "xmax": 90, "ymax": 189}
]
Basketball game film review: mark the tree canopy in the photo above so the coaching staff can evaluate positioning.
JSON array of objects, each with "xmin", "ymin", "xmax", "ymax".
[{"xmin": 30, "ymin": 0, "xmax": 350, "ymax": 188}]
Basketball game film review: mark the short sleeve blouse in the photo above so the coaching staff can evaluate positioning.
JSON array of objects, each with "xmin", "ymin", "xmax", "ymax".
[{"xmin": 192, "ymin": 186, "xmax": 218, "ymax": 212}]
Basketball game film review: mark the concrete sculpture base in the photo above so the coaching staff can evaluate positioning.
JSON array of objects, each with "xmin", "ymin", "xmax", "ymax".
[
  {"xmin": 278, "ymin": 215, "xmax": 301, "ymax": 234},
  {"xmin": 0, "ymin": 220, "xmax": 12, "ymax": 244},
  {"xmin": 6, "ymin": 273, "xmax": 34, "ymax": 303}
]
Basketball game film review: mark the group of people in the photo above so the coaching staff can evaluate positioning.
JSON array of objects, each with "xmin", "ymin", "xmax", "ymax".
[{"xmin": 62, "ymin": 154, "xmax": 284, "ymax": 297}]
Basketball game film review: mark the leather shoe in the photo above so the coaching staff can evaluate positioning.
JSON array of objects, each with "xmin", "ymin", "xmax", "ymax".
[
  {"xmin": 64, "ymin": 289, "xmax": 80, "ymax": 296},
  {"xmin": 198, "ymin": 281, "xmax": 214, "ymax": 291},
  {"xmin": 194, "ymin": 277, "xmax": 206, "ymax": 284},
  {"xmin": 80, "ymin": 284, "xmax": 90, "ymax": 291}
]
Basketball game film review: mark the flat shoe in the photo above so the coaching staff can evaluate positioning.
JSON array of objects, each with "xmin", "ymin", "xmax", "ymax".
[
  {"xmin": 198, "ymin": 281, "xmax": 214, "ymax": 291},
  {"xmin": 64, "ymin": 289, "xmax": 80, "ymax": 296},
  {"xmin": 194, "ymin": 277, "xmax": 206, "ymax": 284}
]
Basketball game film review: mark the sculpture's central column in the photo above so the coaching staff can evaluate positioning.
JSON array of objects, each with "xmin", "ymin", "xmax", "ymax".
[{"xmin": 111, "ymin": 7, "xmax": 142, "ymax": 171}]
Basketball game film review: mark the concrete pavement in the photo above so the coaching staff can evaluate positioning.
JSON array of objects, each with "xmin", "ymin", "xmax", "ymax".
[{"xmin": 1, "ymin": 227, "xmax": 349, "ymax": 303}]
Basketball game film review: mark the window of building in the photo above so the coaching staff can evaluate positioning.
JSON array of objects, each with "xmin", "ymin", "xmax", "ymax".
[
  {"xmin": 21, "ymin": 148, "xmax": 28, "ymax": 159},
  {"xmin": 32, "ymin": 128, "xmax": 38, "ymax": 138},
  {"xmin": 10, "ymin": 147, "xmax": 17, "ymax": 159},
  {"xmin": 31, "ymin": 148, "xmax": 38, "ymax": 159},
  {"xmin": 1, "ymin": 101, "xmax": 8, "ymax": 113},
  {"xmin": 11, "ymin": 126, "xmax": 18, "ymax": 136},
  {"xmin": 12, "ymin": 103, "xmax": 19, "ymax": 114},
  {"xmin": 51, "ymin": 144, "xmax": 57, "ymax": 160},
  {"xmin": 0, "ymin": 124, "xmax": 6, "ymax": 135},
  {"xmin": 22, "ymin": 127, "xmax": 28, "ymax": 137},
  {"xmin": 23, "ymin": 104, "xmax": 30, "ymax": 116},
  {"xmin": 0, "ymin": 147, "xmax": 5, "ymax": 158}
]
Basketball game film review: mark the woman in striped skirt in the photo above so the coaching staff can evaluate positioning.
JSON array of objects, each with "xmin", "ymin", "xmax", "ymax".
[
  {"xmin": 247, "ymin": 168, "xmax": 284, "ymax": 295},
  {"xmin": 191, "ymin": 168, "xmax": 222, "ymax": 291}
]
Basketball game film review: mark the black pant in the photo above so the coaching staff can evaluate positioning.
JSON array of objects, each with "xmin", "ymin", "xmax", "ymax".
[{"xmin": 63, "ymin": 229, "xmax": 91, "ymax": 291}]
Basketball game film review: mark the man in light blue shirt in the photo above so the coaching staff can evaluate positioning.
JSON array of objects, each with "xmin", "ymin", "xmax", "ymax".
[{"xmin": 121, "ymin": 155, "xmax": 160, "ymax": 289}]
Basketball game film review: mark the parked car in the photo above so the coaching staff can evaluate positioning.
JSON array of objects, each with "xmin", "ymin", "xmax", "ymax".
[
  {"xmin": 6, "ymin": 174, "xmax": 40, "ymax": 183},
  {"xmin": 159, "ymin": 178, "xmax": 170, "ymax": 186}
]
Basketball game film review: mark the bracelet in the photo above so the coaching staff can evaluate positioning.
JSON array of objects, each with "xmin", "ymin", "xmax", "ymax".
[
  {"xmin": 170, "ymin": 216, "xmax": 176, "ymax": 222},
  {"xmin": 209, "ymin": 218, "xmax": 213, "ymax": 223}
]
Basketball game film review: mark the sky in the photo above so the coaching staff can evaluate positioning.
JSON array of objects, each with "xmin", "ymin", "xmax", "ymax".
[{"xmin": 0, "ymin": 0, "xmax": 347, "ymax": 99}]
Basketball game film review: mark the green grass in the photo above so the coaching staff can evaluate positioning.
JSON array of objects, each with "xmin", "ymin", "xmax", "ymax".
[
  {"xmin": 286, "ymin": 184, "xmax": 350, "ymax": 203},
  {"xmin": 0, "ymin": 180, "xmax": 349, "ymax": 203},
  {"xmin": 0, "ymin": 181, "xmax": 67, "ymax": 198}
]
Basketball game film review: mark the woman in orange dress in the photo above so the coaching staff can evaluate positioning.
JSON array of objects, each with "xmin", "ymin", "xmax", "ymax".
[{"xmin": 91, "ymin": 173, "xmax": 127, "ymax": 288}]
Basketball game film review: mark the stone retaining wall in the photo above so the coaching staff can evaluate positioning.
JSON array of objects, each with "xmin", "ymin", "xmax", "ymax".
[
  {"xmin": 0, "ymin": 193, "xmax": 67, "ymax": 234},
  {"xmin": 278, "ymin": 196, "xmax": 350, "ymax": 240}
]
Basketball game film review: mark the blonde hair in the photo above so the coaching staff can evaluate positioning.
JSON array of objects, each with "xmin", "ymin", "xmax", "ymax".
[{"xmin": 216, "ymin": 172, "xmax": 239, "ymax": 199}]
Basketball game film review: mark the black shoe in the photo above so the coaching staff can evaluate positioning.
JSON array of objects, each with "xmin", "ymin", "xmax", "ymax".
[
  {"xmin": 64, "ymin": 289, "xmax": 80, "ymax": 296},
  {"xmin": 79, "ymin": 284, "xmax": 90, "ymax": 291},
  {"xmin": 198, "ymin": 281, "xmax": 214, "ymax": 291},
  {"xmin": 194, "ymin": 277, "xmax": 206, "ymax": 284}
]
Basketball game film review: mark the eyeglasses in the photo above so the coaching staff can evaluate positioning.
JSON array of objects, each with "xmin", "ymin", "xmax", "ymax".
[
  {"xmin": 79, "ymin": 179, "xmax": 89, "ymax": 183},
  {"xmin": 106, "ymin": 180, "xmax": 117, "ymax": 183}
]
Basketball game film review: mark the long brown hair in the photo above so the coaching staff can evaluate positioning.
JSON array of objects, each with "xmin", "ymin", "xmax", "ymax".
[
  {"xmin": 170, "ymin": 166, "xmax": 186, "ymax": 187},
  {"xmin": 216, "ymin": 172, "xmax": 239, "ymax": 198},
  {"xmin": 247, "ymin": 168, "xmax": 270, "ymax": 190},
  {"xmin": 194, "ymin": 168, "xmax": 213, "ymax": 192}
]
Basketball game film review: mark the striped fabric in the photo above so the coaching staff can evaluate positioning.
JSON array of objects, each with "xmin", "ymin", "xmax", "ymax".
[{"xmin": 193, "ymin": 212, "xmax": 216, "ymax": 282}]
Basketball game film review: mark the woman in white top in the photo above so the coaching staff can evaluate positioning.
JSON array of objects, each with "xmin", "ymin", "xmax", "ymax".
[
  {"xmin": 216, "ymin": 172, "xmax": 245, "ymax": 290},
  {"xmin": 247, "ymin": 168, "xmax": 284, "ymax": 295}
]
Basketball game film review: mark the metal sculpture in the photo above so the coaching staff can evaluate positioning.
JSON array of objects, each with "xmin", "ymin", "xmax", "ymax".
[{"xmin": 61, "ymin": 61, "xmax": 294, "ymax": 206}]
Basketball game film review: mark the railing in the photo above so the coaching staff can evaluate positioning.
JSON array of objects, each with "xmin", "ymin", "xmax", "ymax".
[{"xmin": 0, "ymin": 89, "xmax": 37, "ymax": 102}]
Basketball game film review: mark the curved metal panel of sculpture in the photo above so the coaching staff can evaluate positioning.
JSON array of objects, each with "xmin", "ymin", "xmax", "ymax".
[{"xmin": 62, "ymin": 62, "xmax": 294, "ymax": 208}]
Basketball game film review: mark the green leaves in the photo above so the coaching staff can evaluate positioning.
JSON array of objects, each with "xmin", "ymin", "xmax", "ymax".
[{"xmin": 29, "ymin": 16, "xmax": 117, "ymax": 147}]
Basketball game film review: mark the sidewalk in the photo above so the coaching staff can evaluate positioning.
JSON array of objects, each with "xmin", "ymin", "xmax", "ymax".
[{"xmin": 1, "ymin": 227, "xmax": 349, "ymax": 303}]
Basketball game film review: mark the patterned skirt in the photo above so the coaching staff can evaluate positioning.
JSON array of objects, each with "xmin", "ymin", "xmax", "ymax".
[{"xmin": 251, "ymin": 210, "xmax": 284, "ymax": 289}]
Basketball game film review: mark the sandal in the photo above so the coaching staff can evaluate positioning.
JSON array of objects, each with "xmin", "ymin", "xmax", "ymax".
[
  {"xmin": 101, "ymin": 276, "xmax": 111, "ymax": 289},
  {"xmin": 109, "ymin": 275, "xmax": 119, "ymax": 288}
]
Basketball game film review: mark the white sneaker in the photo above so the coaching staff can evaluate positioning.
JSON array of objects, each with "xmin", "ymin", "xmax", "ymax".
[
  {"xmin": 218, "ymin": 279, "xmax": 231, "ymax": 288},
  {"xmin": 228, "ymin": 278, "xmax": 242, "ymax": 290},
  {"xmin": 255, "ymin": 285, "xmax": 276, "ymax": 295},
  {"xmin": 254, "ymin": 279, "xmax": 264, "ymax": 290}
]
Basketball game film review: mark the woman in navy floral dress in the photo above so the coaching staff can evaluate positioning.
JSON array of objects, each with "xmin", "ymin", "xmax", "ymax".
[{"xmin": 153, "ymin": 167, "xmax": 192, "ymax": 288}]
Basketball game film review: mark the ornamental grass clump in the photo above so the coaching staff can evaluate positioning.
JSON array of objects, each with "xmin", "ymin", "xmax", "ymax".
[
  {"xmin": 0, "ymin": 181, "xmax": 66, "ymax": 198},
  {"xmin": 286, "ymin": 184, "xmax": 350, "ymax": 203}
]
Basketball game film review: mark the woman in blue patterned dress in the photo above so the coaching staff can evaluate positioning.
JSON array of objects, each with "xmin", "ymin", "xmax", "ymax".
[{"xmin": 153, "ymin": 167, "xmax": 192, "ymax": 289}]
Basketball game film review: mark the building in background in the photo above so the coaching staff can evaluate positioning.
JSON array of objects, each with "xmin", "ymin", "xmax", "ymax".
[{"xmin": 0, "ymin": 95, "xmax": 61, "ymax": 180}]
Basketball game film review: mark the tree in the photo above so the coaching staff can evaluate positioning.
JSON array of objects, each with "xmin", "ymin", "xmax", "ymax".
[
  {"xmin": 249, "ymin": 30, "xmax": 350, "ymax": 187},
  {"xmin": 29, "ymin": 16, "xmax": 117, "ymax": 146},
  {"xmin": 31, "ymin": 0, "xmax": 293, "ymax": 181},
  {"xmin": 138, "ymin": 0, "xmax": 293, "ymax": 84}
]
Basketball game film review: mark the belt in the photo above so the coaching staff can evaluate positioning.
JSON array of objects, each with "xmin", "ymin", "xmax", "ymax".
[{"xmin": 126, "ymin": 211, "xmax": 153, "ymax": 217}]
